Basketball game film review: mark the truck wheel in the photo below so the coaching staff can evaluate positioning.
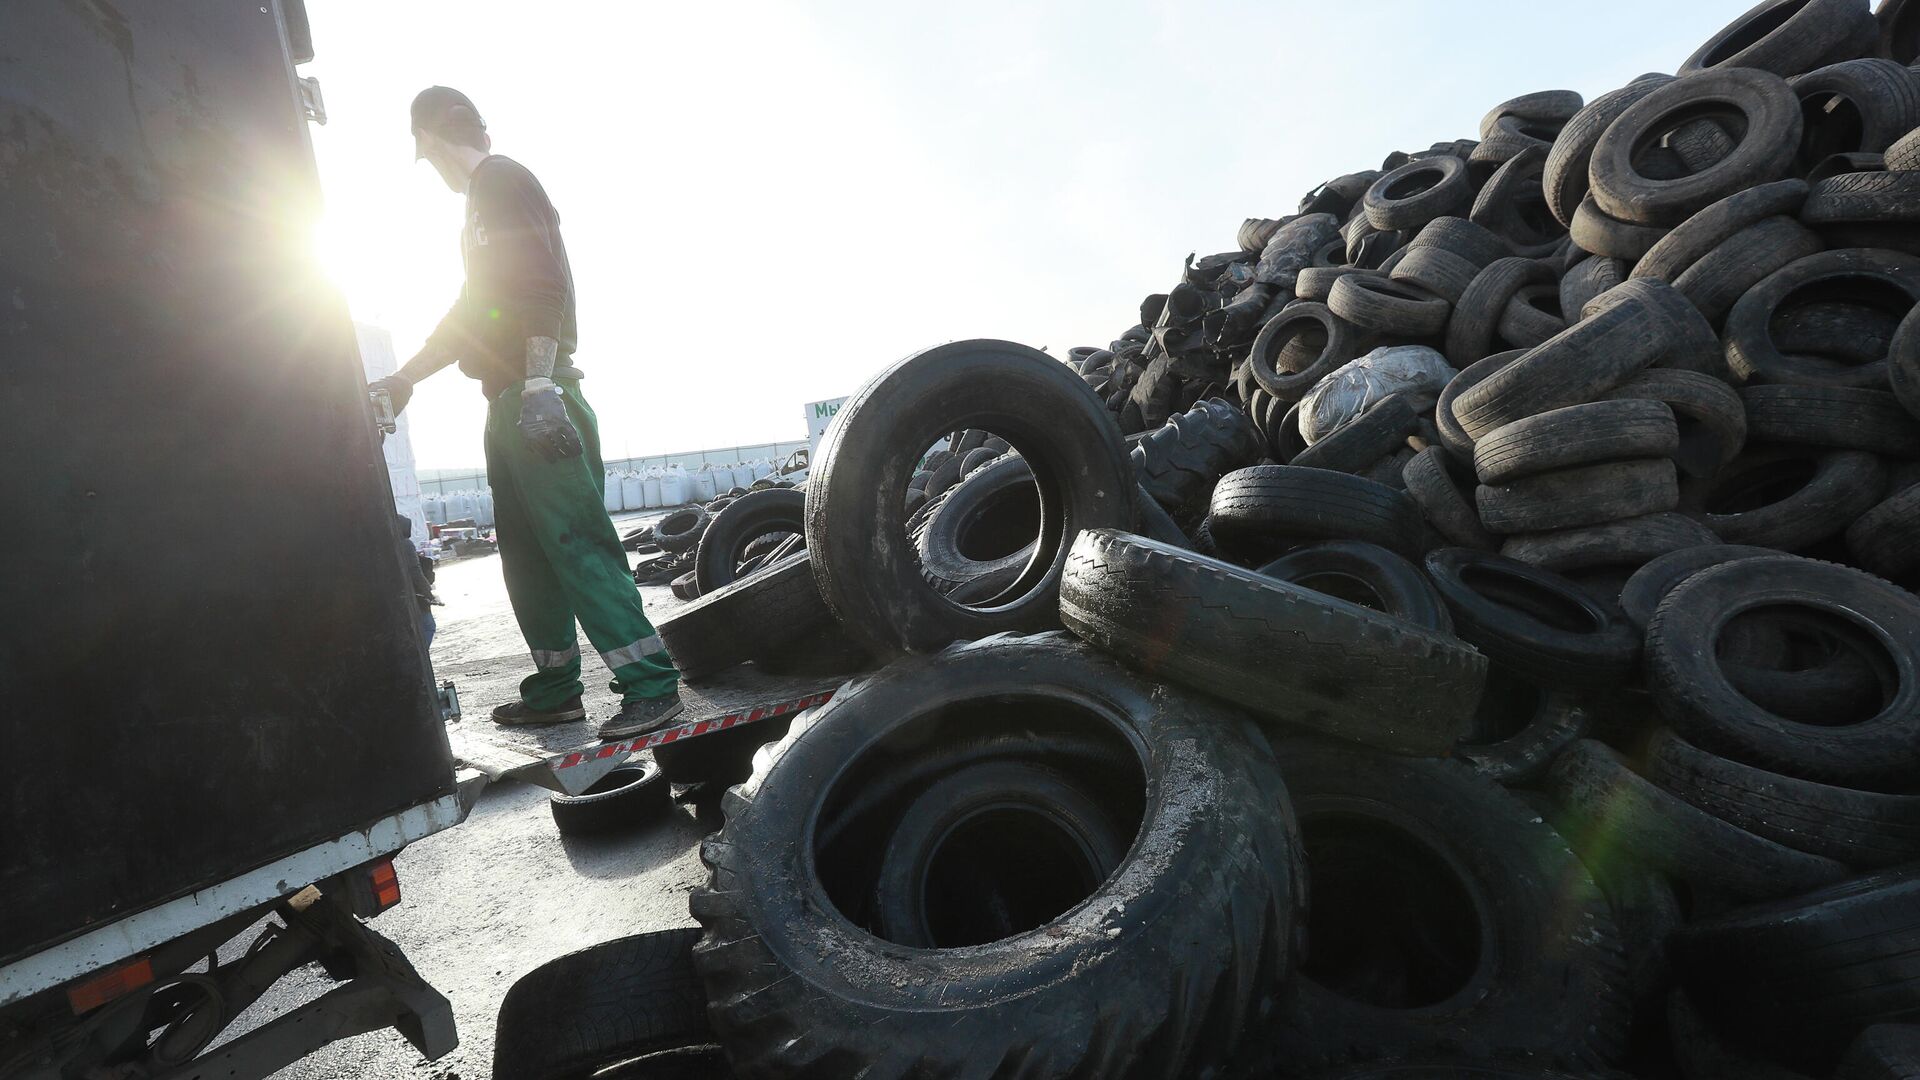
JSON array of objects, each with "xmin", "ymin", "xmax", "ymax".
[
  {"xmin": 493, "ymin": 928, "xmax": 715, "ymax": 1080},
  {"xmin": 549, "ymin": 761, "xmax": 671, "ymax": 837},
  {"xmin": 689, "ymin": 633, "xmax": 1301, "ymax": 1080}
]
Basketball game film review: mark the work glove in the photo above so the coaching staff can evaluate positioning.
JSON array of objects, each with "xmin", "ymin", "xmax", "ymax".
[
  {"xmin": 367, "ymin": 374, "xmax": 414, "ymax": 415},
  {"xmin": 517, "ymin": 379, "xmax": 583, "ymax": 462}
]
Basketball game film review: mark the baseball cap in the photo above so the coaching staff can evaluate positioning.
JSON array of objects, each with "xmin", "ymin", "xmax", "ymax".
[{"xmin": 410, "ymin": 86, "xmax": 486, "ymax": 158}]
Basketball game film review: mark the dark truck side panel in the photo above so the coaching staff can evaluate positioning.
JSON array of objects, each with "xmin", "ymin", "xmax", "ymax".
[{"xmin": 0, "ymin": 1, "xmax": 455, "ymax": 965}]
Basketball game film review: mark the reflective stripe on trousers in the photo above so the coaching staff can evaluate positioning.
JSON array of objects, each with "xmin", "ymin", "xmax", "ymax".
[
  {"xmin": 531, "ymin": 644, "xmax": 581, "ymax": 669},
  {"xmin": 601, "ymin": 635, "xmax": 666, "ymax": 670}
]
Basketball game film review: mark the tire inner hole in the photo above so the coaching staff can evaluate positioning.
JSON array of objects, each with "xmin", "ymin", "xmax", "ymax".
[
  {"xmin": 1459, "ymin": 564, "xmax": 1603, "ymax": 634},
  {"xmin": 813, "ymin": 700, "xmax": 1146, "ymax": 945},
  {"xmin": 1699, "ymin": 2, "xmax": 1801, "ymax": 67},
  {"xmin": 914, "ymin": 798, "xmax": 1111, "ymax": 948},
  {"xmin": 1716, "ymin": 605, "xmax": 1898, "ymax": 724},
  {"xmin": 1769, "ymin": 280, "xmax": 1912, "ymax": 365},
  {"xmin": 957, "ymin": 482, "xmax": 1040, "ymax": 563},
  {"xmin": 1463, "ymin": 666, "xmax": 1545, "ymax": 745},
  {"xmin": 1384, "ymin": 168, "xmax": 1443, "ymax": 201},
  {"xmin": 1801, "ymin": 92, "xmax": 1866, "ymax": 162},
  {"xmin": 1300, "ymin": 814, "xmax": 1484, "ymax": 1009},
  {"xmin": 1703, "ymin": 455, "xmax": 1817, "ymax": 515},
  {"xmin": 1293, "ymin": 571, "xmax": 1388, "ymax": 613},
  {"xmin": 1635, "ymin": 104, "xmax": 1750, "ymax": 177}
]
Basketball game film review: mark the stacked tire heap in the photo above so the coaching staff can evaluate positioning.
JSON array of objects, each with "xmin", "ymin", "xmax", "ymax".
[
  {"xmin": 641, "ymin": 3, "xmax": 1920, "ymax": 1077},
  {"xmin": 625, "ymin": 477, "xmax": 803, "ymax": 596}
]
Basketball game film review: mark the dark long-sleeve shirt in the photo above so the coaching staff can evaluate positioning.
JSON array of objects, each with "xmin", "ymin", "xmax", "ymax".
[{"xmin": 427, "ymin": 156, "xmax": 582, "ymax": 399}]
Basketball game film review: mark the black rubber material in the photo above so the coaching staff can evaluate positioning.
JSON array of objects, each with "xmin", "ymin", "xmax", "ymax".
[
  {"xmin": 1648, "ymin": 555, "xmax": 1920, "ymax": 790},
  {"xmin": 1619, "ymin": 544, "xmax": 1779, "ymax": 630},
  {"xmin": 1499, "ymin": 512, "xmax": 1722, "ymax": 573},
  {"xmin": 1293, "ymin": 395, "xmax": 1420, "ymax": 475},
  {"xmin": 1408, "ymin": 216, "xmax": 1511, "ymax": 268},
  {"xmin": 1403, "ymin": 446, "xmax": 1499, "ymax": 551},
  {"xmin": 1742, "ymin": 384, "xmax": 1920, "ymax": 456},
  {"xmin": 692, "ymin": 487, "xmax": 805, "ymax": 595},
  {"xmin": 1390, "ymin": 244, "xmax": 1482, "ymax": 305},
  {"xmin": 1364, "ymin": 156, "xmax": 1474, "ymax": 231},
  {"xmin": 548, "ymin": 760, "xmax": 672, "ymax": 837},
  {"xmin": 1249, "ymin": 302, "xmax": 1362, "ymax": 403},
  {"xmin": 1891, "ymin": 125, "xmax": 1920, "ymax": 171},
  {"xmin": 1208, "ymin": 465, "xmax": 1428, "ymax": 561},
  {"xmin": 1666, "ymin": 989, "xmax": 1817, "ymax": 1080},
  {"xmin": 656, "ymin": 553, "xmax": 832, "ymax": 680},
  {"xmin": 1455, "ymin": 682, "xmax": 1592, "ymax": 785},
  {"xmin": 1559, "ymin": 255, "xmax": 1629, "ymax": 324},
  {"xmin": 1328, "ymin": 274, "xmax": 1451, "ymax": 338},
  {"xmin": 1682, "ymin": 0, "xmax": 1878, "ymax": 78},
  {"xmin": 915, "ymin": 452, "xmax": 1038, "ymax": 601},
  {"xmin": 689, "ymin": 633, "xmax": 1302, "ymax": 1080},
  {"xmin": 1591, "ymin": 67, "xmax": 1802, "ymax": 227},
  {"xmin": 1838, "ymin": 1025, "xmax": 1920, "ymax": 1080},
  {"xmin": 653, "ymin": 714, "xmax": 797, "ymax": 790},
  {"xmin": 1631, "ymin": 179, "xmax": 1810, "ymax": 284},
  {"xmin": 1579, "ymin": 277, "xmax": 1730, "ymax": 382},
  {"xmin": 1452, "ymin": 279, "xmax": 1695, "ymax": 440},
  {"xmin": 1258, "ymin": 740, "xmax": 1628, "ymax": 1073},
  {"xmin": 1476, "ymin": 459, "xmax": 1679, "ymax": 535},
  {"xmin": 1424, "ymin": 548, "xmax": 1639, "ymax": 689},
  {"xmin": 1680, "ymin": 447, "xmax": 1887, "ymax": 550},
  {"xmin": 1848, "ymin": 482, "xmax": 1920, "ymax": 583},
  {"xmin": 1571, "ymin": 194, "xmax": 1670, "ymax": 260},
  {"xmin": 1895, "ymin": 304, "xmax": 1920, "ymax": 420},
  {"xmin": 1671, "ymin": 215, "xmax": 1826, "ymax": 328},
  {"xmin": 1132, "ymin": 398, "xmax": 1265, "ymax": 516},
  {"xmin": 1604, "ymin": 369, "xmax": 1749, "ymax": 479},
  {"xmin": 805, "ymin": 340, "xmax": 1133, "ymax": 656},
  {"xmin": 1470, "ymin": 148, "xmax": 1564, "ymax": 257},
  {"xmin": 1546, "ymin": 739, "xmax": 1849, "ymax": 900},
  {"xmin": 1062, "ymin": 530, "xmax": 1486, "ymax": 754},
  {"xmin": 869, "ymin": 758, "xmax": 1132, "ymax": 948},
  {"xmin": 1435, "ymin": 350, "xmax": 1526, "ymax": 461},
  {"xmin": 1643, "ymin": 729, "xmax": 1920, "ymax": 868},
  {"xmin": 1804, "ymin": 165, "xmax": 1920, "ymax": 227},
  {"xmin": 1675, "ymin": 863, "xmax": 1920, "ymax": 1068},
  {"xmin": 653, "ymin": 506, "xmax": 709, "ymax": 555},
  {"xmin": 1725, "ymin": 248, "xmax": 1920, "ymax": 387},
  {"xmin": 1789, "ymin": 58, "xmax": 1920, "ymax": 165},
  {"xmin": 1256, "ymin": 540, "xmax": 1451, "ymax": 632},
  {"xmin": 1447, "ymin": 258, "xmax": 1557, "ymax": 365},
  {"xmin": 1473, "ymin": 400, "xmax": 1680, "ymax": 485},
  {"xmin": 1495, "ymin": 284, "xmax": 1566, "ymax": 349},
  {"xmin": 1545, "ymin": 75, "xmax": 1674, "ymax": 227},
  {"xmin": 493, "ymin": 928, "xmax": 714, "ymax": 1080}
]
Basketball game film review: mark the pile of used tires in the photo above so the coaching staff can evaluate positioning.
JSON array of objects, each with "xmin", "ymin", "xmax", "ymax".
[
  {"xmin": 648, "ymin": 3, "xmax": 1920, "ymax": 1076},
  {"xmin": 627, "ymin": 478, "xmax": 804, "ymax": 594}
]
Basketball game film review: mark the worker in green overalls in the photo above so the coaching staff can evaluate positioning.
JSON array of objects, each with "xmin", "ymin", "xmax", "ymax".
[{"xmin": 369, "ymin": 87, "xmax": 682, "ymax": 741}]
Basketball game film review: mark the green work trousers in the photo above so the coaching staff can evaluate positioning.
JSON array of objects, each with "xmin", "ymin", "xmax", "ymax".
[{"xmin": 484, "ymin": 379, "xmax": 678, "ymax": 708}]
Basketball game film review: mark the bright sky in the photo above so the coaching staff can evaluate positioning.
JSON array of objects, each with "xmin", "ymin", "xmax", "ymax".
[{"xmin": 307, "ymin": 1, "xmax": 1757, "ymax": 470}]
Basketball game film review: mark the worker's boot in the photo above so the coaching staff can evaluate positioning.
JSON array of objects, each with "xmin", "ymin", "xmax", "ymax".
[
  {"xmin": 490, "ymin": 695, "xmax": 586, "ymax": 726},
  {"xmin": 596, "ymin": 693, "xmax": 684, "ymax": 741}
]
